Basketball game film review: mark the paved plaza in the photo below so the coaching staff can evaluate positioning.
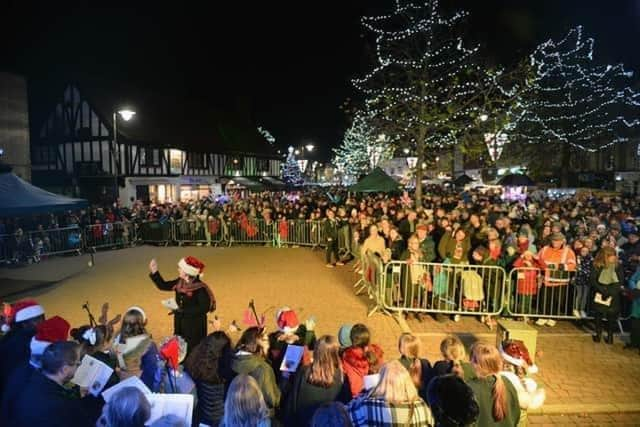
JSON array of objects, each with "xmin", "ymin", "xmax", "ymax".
[{"xmin": 2, "ymin": 245, "xmax": 639, "ymax": 423}]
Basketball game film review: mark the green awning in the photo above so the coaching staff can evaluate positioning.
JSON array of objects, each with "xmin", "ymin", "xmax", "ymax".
[{"xmin": 349, "ymin": 167, "xmax": 402, "ymax": 193}]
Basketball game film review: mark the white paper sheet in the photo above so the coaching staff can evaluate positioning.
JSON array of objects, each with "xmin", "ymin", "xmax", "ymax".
[
  {"xmin": 146, "ymin": 393, "xmax": 194, "ymax": 426},
  {"xmin": 102, "ymin": 375, "xmax": 152, "ymax": 403},
  {"xmin": 162, "ymin": 298, "xmax": 179, "ymax": 310},
  {"xmin": 71, "ymin": 355, "xmax": 114, "ymax": 397}
]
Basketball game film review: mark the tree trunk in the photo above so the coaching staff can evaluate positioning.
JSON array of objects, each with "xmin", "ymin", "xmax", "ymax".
[
  {"xmin": 560, "ymin": 143, "xmax": 571, "ymax": 187},
  {"xmin": 414, "ymin": 147, "xmax": 424, "ymax": 208}
]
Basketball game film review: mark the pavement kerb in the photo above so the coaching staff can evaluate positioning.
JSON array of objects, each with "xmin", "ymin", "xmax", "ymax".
[{"xmin": 528, "ymin": 403, "xmax": 640, "ymax": 414}]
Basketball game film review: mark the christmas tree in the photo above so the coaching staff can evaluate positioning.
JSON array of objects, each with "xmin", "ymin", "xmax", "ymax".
[
  {"xmin": 282, "ymin": 146, "xmax": 303, "ymax": 186},
  {"xmin": 333, "ymin": 112, "xmax": 393, "ymax": 182},
  {"xmin": 511, "ymin": 26, "xmax": 640, "ymax": 185},
  {"xmin": 353, "ymin": 0, "xmax": 489, "ymax": 205}
]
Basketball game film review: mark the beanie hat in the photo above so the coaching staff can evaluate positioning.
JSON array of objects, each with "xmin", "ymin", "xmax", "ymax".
[
  {"xmin": 276, "ymin": 307, "xmax": 299, "ymax": 334},
  {"xmin": 551, "ymin": 232, "xmax": 565, "ymax": 241},
  {"xmin": 14, "ymin": 299, "xmax": 45, "ymax": 323},
  {"xmin": 178, "ymin": 256, "xmax": 205, "ymax": 277},
  {"xmin": 30, "ymin": 316, "xmax": 70, "ymax": 356},
  {"xmin": 500, "ymin": 339, "xmax": 539, "ymax": 374},
  {"xmin": 338, "ymin": 324, "xmax": 353, "ymax": 347}
]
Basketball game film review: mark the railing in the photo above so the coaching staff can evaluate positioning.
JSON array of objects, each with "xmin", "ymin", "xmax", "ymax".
[
  {"xmin": 505, "ymin": 267, "xmax": 581, "ymax": 319},
  {"xmin": 173, "ymin": 218, "xmax": 228, "ymax": 246},
  {"xmin": 27, "ymin": 226, "xmax": 83, "ymax": 258},
  {"xmin": 381, "ymin": 260, "xmax": 507, "ymax": 317},
  {"xmin": 84, "ymin": 222, "xmax": 136, "ymax": 250},
  {"xmin": 137, "ymin": 220, "xmax": 172, "ymax": 246}
]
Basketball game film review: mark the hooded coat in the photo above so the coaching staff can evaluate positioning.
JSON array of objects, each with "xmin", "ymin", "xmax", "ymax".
[
  {"xmin": 231, "ymin": 353, "xmax": 281, "ymax": 412},
  {"xmin": 341, "ymin": 344, "xmax": 384, "ymax": 397}
]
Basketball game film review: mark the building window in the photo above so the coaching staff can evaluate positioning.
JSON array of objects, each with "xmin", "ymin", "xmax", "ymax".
[{"xmin": 32, "ymin": 145, "xmax": 57, "ymax": 164}]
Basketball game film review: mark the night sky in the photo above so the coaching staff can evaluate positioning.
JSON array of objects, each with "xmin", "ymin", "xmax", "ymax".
[{"xmin": 1, "ymin": 1, "xmax": 639, "ymax": 160}]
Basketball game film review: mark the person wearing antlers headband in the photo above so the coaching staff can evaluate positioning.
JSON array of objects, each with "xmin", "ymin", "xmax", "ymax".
[{"xmin": 149, "ymin": 256, "xmax": 216, "ymax": 352}]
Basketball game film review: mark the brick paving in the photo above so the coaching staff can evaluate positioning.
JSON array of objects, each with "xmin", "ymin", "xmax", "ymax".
[{"xmin": 5, "ymin": 246, "xmax": 640, "ymax": 418}]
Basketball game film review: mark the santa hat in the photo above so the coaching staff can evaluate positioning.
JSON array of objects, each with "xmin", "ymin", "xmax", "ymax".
[
  {"xmin": 500, "ymin": 340, "xmax": 538, "ymax": 374},
  {"xmin": 276, "ymin": 307, "xmax": 299, "ymax": 334},
  {"xmin": 14, "ymin": 299, "xmax": 45, "ymax": 323},
  {"xmin": 30, "ymin": 316, "xmax": 70, "ymax": 356},
  {"xmin": 159, "ymin": 335, "xmax": 188, "ymax": 370},
  {"xmin": 178, "ymin": 256, "xmax": 205, "ymax": 277}
]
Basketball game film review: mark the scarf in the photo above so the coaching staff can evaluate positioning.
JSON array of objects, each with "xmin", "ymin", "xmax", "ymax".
[
  {"xmin": 174, "ymin": 279, "xmax": 216, "ymax": 312},
  {"xmin": 598, "ymin": 266, "xmax": 618, "ymax": 285}
]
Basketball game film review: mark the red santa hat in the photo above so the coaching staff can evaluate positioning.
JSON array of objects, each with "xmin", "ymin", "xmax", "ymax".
[
  {"xmin": 276, "ymin": 307, "xmax": 299, "ymax": 334},
  {"xmin": 13, "ymin": 299, "xmax": 45, "ymax": 323},
  {"xmin": 178, "ymin": 256, "xmax": 205, "ymax": 277},
  {"xmin": 500, "ymin": 339, "xmax": 538, "ymax": 374},
  {"xmin": 30, "ymin": 316, "xmax": 70, "ymax": 356}
]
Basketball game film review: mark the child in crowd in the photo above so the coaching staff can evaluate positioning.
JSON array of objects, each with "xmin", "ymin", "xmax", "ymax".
[
  {"xmin": 341, "ymin": 324, "xmax": 384, "ymax": 397},
  {"xmin": 574, "ymin": 245, "xmax": 594, "ymax": 318},
  {"xmin": 430, "ymin": 336, "xmax": 475, "ymax": 383},
  {"xmin": 397, "ymin": 333, "xmax": 432, "ymax": 402}
]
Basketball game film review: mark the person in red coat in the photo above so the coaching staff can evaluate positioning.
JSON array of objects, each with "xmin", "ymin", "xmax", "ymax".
[
  {"xmin": 149, "ymin": 256, "xmax": 215, "ymax": 352},
  {"xmin": 513, "ymin": 251, "xmax": 542, "ymax": 316},
  {"xmin": 341, "ymin": 323, "xmax": 384, "ymax": 397}
]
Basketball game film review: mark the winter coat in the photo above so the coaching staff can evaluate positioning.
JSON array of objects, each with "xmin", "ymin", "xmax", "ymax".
[
  {"xmin": 0, "ymin": 327, "xmax": 35, "ymax": 397},
  {"xmin": 468, "ymin": 374, "xmax": 521, "ymax": 427},
  {"xmin": 575, "ymin": 254, "xmax": 594, "ymax": 287},
  {"xmin": 0, "ymin": 362, "xmax": 36, "ymax": 424},
  {"xmin": 13, "ymin": 371, "xmax": 100, "ymax": 427},
  {"xmin": 513, "ymin": 256, "xmax": 542, "ymax": 296},
  {"xmin": 398, "ymin": 356, "xmax": 432, "ymax": 403},
  {"xmin": 341, "ymin": 344, "xmax": 385, "ymax": 398},
  {"xmin": 112, "ymin": 334, "xmax": 162, "ymax": 392},
  {"xmin": 591, "ymin": 266, "xmax": 624, "ymax": 315},
  {"xmin": 150, "ymin": 271, "xmax": 214, "ymax": 351},
  {"xmin": 231, "ymin": 352, "xmax": 281, "ymax": 412},
  {"xmin": 437, "ymin": 232, "xmax": 470, "ymax": 264},
  {"xmin": 537, "ymin": 245, "xmax": 576, "ymax": 287},
  {"xmin": 283, "ymin": 365, "xmax": 349, "ymax": 426}
]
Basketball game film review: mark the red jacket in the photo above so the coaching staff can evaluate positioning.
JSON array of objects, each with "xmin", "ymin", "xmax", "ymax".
[
  {"xmin": 341, "ymin": 344, "xmax": 384, "ymax": 397},
  {"xmin": 513, "ymin": 256, "xmax": 542, "ymax": 295}
]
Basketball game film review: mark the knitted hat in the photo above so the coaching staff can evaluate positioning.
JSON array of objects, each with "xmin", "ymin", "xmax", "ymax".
[
  {"xmin": 276, "ymin": 307, "xmax": 299, "ymax": 334},
  {"xmin": 14, "ymin": 299, "xmax": 45, "ymax": 323},
  {"xmin": 178, "ymin": 256, "xmax": 205, "ymax": 277},
  {"xmin": 338, "ymin": 324, "xmax": 353, "ymax": 347},
  {"xmin": 500, "ymin": 339, "xmax": 539, "ymax": 374},
  {"xmin": 30, "ymin": 316, "xmax": 70, "ymax": 356},
  {"xmin": 551, "ymin": 232, "xmax": 565, "ymax": 241}
]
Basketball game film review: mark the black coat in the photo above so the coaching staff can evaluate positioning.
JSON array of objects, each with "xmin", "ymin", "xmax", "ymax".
[
  {"xmin": 14, "ymin": 371, "xmax": 99, "ymax": 427},
  {"xmin": 591, "ymin": 266, "xmax": 624, "ymax": 315},
  {"xmin": 0, "ymin": 362, "xmax": 36, "ymax": 424},
  {"xmin": 0, "ymin": 328, "xmax": 35, "ymax": 399},
  {"xmin": 150, "ymin": 272, "xmax": 214, "ymax": 352}
]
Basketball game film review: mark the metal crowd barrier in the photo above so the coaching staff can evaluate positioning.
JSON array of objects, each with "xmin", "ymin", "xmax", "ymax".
[
  {"xmin": 380, "ymin": 261, "xmax": 507, "ymax": 317},
  {"xmin": 137, "ymin": 220, "xmax": 172, "ymax": 246},
  {"xmin": 173, "ymin": 218, "xmax": 228, "ymax": 246},
  {"xmin": 228, "ymin": 219, "xmax": 274, "ymax": 245},
  {"xmin": 84, "ymin": 222, "xmax": 136, "ymax": 250},
  {"xmin": 27, "ymin": 226, "xmax": 83, "ymax": 258},
  {"xmin": 0, "ymin": 234, "xmax": 12, "ymax": 264},
  {"xmin": 356, "ymin": 250, "xmax": 389, "ymax": 317},
  {"xmin": 505, "ymin": 267, "xmax": 582, "ymax": 319},
  {"xmin": 278, "ymin": 220, "xmax": 323, "ymax": 247}
]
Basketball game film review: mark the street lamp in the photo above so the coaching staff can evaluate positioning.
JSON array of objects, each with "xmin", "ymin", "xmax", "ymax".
[
  {"xmin": 112, "ymin": 109, "xmax": 136, "ymax": 203},
  {"xmin": 305, "ymin": 143, "xmax": 315, "ymax": 152}
]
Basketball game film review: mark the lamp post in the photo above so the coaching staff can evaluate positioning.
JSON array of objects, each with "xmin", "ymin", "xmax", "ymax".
[
  {"xmin": 293, "ymin": 143, "xmax": 314, "ymax": 175},
  {"xmin": 112, "ymin": 109, "xmax": 136, "ymax": 203}
]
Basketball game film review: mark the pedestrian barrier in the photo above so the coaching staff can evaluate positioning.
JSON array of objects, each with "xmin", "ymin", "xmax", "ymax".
[
  {"xmin": 84, "ymin": 222, "xmax": 136, "ymax": 250},
  {"xmin": 278, "ymin": 220, "xmax": 323, "ymax": 248},
  {"xmin": 227, "ymin": 218, "xmax": 274, "ymax": 245},
  {"xmin": 357, "ymin": 250, "xmax": 389, "ymax": 317},
  {"xmin": 505, "ymin": 267, "xmax": 582, "ymax": 320},
  {"xmin": 380, "ymin": 261, "xmax": 507, "ymax": 317},
  {"xmin": 27, "ymin": 226, "xmax": 83, "ymax": 259},
  {"xmin": 174, "ymin": 218, "xmax": 227, "ymax": 246},
  {"xmin": 138, "ymin": 220, "xmax": 172, "ymax": 246}
]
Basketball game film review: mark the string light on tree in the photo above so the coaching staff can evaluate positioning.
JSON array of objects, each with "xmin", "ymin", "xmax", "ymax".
[
  {"xmin": 510, "ymin": 26, "xmax": 640, "ymax": 184},
  {"xmin": 283, "ymin": 146, "xmax": 303, "ymax": 186},
  {"xmin": 257, "ymin": 126, "xmax": 276, "ymax": 146}
]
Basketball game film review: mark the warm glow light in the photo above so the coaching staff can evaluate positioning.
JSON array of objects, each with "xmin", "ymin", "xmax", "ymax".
[
  {"xmin": 403, "ymin": 148, "xmax": 410, "ymax": 154},
  {"xmin": 294, "ymin": 149, "xmax": 300, "ymax": 155},
  {"xmin": 479, "ymin": 114, "xmax": 489, "ymax": 122},
  {"xmin": 118, "ymin": 109, "xmax": 136, "ymax": 121},
  {"xmin": 305, "ymin": 144, "xmax": 315, "ymax": 152}
]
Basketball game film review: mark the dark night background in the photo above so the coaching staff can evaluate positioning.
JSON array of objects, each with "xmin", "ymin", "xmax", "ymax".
[{"xmin": 1, "ymin": 1, "xmax": 639, "ymax": 160}]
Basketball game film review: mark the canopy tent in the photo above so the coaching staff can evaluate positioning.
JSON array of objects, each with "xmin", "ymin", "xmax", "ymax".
[
  {"xmin": 453, "ymin": 174, "xmax": 475, "ymax": 186},
  {"xmin": 497, "ymin": 173, "xmax": 536, "ymax": 187},
  {"xmin": 0, "ymin": 171, "xmax": 88, "ymax": 216},
  {"xmin": 260, "ymin": 176, "xmax": 286, "ymax": 190},
  {"xmin": 349, "ymin": 167, "xmax": 402, "ymax": 193},
  {"xmin": 223, "ymin": 176, "xmax": 265, "ymax": 192}
]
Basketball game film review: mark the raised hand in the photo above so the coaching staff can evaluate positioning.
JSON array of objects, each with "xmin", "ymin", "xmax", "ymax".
[{"xmin": 149, "ymin": 258, "xmax": 158, "ymax": 274}]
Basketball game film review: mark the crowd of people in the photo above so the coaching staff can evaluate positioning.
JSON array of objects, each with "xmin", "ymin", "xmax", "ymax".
[
  {"xmin": 1, "ymin": 187, "xmax": 640, "ymax": 426},
  {"xmin": 0, "ymin": 296, "xmax": 546, "ymax": 426}
]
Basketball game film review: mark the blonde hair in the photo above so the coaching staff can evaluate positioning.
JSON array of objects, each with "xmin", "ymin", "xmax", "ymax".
[
  {"xmin": 470, "ymin": 343, "xmax": 508, "ymax": 422},
  {"xmin": 308, "ymin": 335, "xmax": 343, "ymax": 388},
  {"xmin": 222, "ymin": 375, "xmax": 270, "ymax": 427},
  {"xmin": 593, "ymin": 246, "xmax": 617, "ymax": 269},
  {"xmin": 369, "ymin": 360, "xmax": 420, "ymax": 405},
  {"xmin": 398, "ymin": 333, "xmax": 422, "ymax": 388},
  {"xmin": 440, "ymin": 336, "xmax": 466, "ymax": 378}
]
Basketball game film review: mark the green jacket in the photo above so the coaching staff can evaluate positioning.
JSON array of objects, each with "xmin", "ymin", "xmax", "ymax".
[
  {"xmin": 437, "ymin": 232, "xmax": 470, "ymax": 264},
  {"xmin": 323, "ymin": 218, "xmax": 339, "ymax": 242},
  {"xmin": 468, "ymin": 375, "xmax": 521, "ymax": 427},
  {"xmin": 419, "ymin": 237, "xmax": 436, "ymax": 262},
  {"xmin": 231, "ymin": 353, "xmax": 281, "ymax": 412}
]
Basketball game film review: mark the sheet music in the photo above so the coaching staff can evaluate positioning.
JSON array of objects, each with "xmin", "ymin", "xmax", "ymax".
[
  {"xmin": 146, "ymin": 393, "xmax": 194, "ymax": 426},
  {"xmin": 71, "ymin": 355, "xmax": 114, "ymax": 397},
  {"xmin": 102, "ymin": 375, "xmax": 151, "ymax": 402}
]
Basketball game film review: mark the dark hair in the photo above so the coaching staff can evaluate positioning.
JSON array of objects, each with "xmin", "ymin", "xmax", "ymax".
[
  {"xmin": 71, "ymin": 325, "xmax": 109, "ymax": 353},
  {"xmin": 310, "ymin": 402, "xmax": 353, "ymax": 427},
  {"xmin": 350, "ymin": 324, "xmax": 370, "ymax": 348},
  {"xmin": 235, "ymin": 326, "xmax": 264, "ymax": 355},
  {"xmin": 427, "ymin": 374, "xmax": 479, "ymax": 427},
  {"xmin": 119, "ymin": 309, "xmax": 147, "ymax": 343},
  {"xmin": 41, "ymin": 341, "xmax": 79, "ymax": 375},
  {"xmin": 185, "ymin": 331, "xmax": 231, "ymax": 384}
]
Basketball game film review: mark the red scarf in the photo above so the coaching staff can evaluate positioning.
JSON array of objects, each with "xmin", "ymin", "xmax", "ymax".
[{"xmin": 174, "ymin": 279, "xmax": 216, "ymax": 312}]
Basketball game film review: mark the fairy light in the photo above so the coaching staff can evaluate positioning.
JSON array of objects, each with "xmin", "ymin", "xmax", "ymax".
[
  {"xmin": 511, "ymin": 26, "xmax": 640, "ymax": 152},
  {"xmin": 257, "ymin": 126, "xmax": 276, "ymax": 145},
  {"xmin": 352, "ymin": 0, "xmax": 490, "ymax": 151}
]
